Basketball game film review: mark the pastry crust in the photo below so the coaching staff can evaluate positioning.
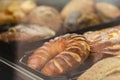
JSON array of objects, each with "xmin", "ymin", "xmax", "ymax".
[
  {"xmin": 27, "ymin": 34, "xmax": 90, "ymax": 76},
  {"xmin": 84, "ymin": 26, "xmax": 120, "ymax": 62}
]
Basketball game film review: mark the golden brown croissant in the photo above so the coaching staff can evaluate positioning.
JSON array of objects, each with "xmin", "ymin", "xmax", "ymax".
[
  {"xmin": 27, "ymin": 34, "xmax": 90, "ymax": 76},
  {"xmin": 84, "ymin": 26, "xmax": 120, "ymax": 62},
  {"xmin": 0, "ymin": 24, "xmax": 55, "ymax": 42}
]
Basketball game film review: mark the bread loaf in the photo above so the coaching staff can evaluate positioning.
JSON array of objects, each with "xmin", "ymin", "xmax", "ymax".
[
  {"xmin": 77, "ymin": 56, "xmax": 120, "ymax": 80},
  {"xmin": 27, "ymin": 34, "xmax": 90, "ymax": 76},
  {"xmin": 84, "ymin": 26, "xmax": 120, "ymax": 62},
  {"xmin": 0, "ymin": 24, "xmax": 55, "ymax": 42}
]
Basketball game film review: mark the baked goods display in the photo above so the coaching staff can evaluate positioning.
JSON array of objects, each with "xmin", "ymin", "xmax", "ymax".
[
  {"xmin": 0, "ymin": 24, "xmax": 55, "ymax": 42},
  {"xmin": 77, "ymin": 56, "xmax": 120, "ymax": 80},
  {"xmin": 84, "ymin": 26, "xmax": 120, "ymax": 62},
  {"xmin": 27, "ymin": 34, "xmax": 90, "ymax": 76},
  {"xmin": 0, "ymin": 0, "xmax": 120, "ymax": 80}
]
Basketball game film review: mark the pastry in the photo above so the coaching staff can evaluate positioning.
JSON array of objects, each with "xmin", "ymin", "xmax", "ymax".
[
  {"xmin": 84, "ymin": 26, "xmax": 120, "ymax": 62},
  {"xmin": 96, "ymin": 2, "xmax": 120, "ymax": 22},
  {"xmin": 61, "ymin": 0, "xmax": 95, "ymax": 20},
  {"xmin": 61, "ymin": 0, "xmax": 100, "ymax": 32},
  {"xmin": 24, "ymin": 6, "xmax": 63, "ymax": 33},
  {"xmin": 64, "ymin": 12, "xmax": 100, "ymax": 32},
  {"xmin": 0, "ymin": 24, "xmax": 55, "ymax": 42},
  {"xmin": 27, "ymin": 34, "xmax": 90, "ymax": 76},
  {"xmin": 0, "ymin": 0, "xmax": 37, "ymax": 25},
  {"xmin": 77, "ymin": 56, "xmax": 120, "ymax": 80}
]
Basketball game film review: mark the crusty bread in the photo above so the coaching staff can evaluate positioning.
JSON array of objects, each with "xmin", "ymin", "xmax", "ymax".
[{"xmin": 77, "ymin": 56, "xmax": 120, "ymax": 80}]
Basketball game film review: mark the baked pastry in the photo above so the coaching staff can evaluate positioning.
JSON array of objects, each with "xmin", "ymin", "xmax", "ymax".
[
  {"xmin": 64, "ymin": 12, "xmax": 100, "ymax": 32},
  {"xmin": 24, "ymin": 6, "xmax": 63, "ymax": 33},
  {"xmin": 84, "ymin": 26, "xmax": 120, "ymax": 62},
  {"xmin": 96, "ymin": 2, "xmax": 120, "ymax": 22},
  {"xmin": 27, "ymin": 34, "xmax": 90, "ymax": 76},
  {"xmin": 61, "ymin": 0, "xmax": 95, "ymax": 20},
  {"xmin": 0, "ymin": 0, "xmax": 37, "ymax": 25},
  {"xmin": 0, "ymin": 12, "xmax": 15, "ymax": 25},
  {"xmin": 61, "ymin": 0, "xmax": 100, "ymax": 32},
  {"xmin": 0, "ymin": 24, "xmax": 55, "ymax": 42},
  {"xmin": 77, "ymin": 56, "xmax": 120, "ymax": 80}
]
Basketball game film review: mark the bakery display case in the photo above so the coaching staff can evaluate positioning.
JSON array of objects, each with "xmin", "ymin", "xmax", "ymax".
[{"xmin": 0, "ymin": 0, "xmax": 120, "ymax": 80}]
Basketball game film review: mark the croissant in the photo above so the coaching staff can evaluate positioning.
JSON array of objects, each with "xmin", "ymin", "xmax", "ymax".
[
  {"xmin": 84, "ymin": 26, "xmax": 120, "ymax": 62},
  {"xmin": 27, "ymin": 34, "xmax": 90, "ymax": 76},
  {"xmin": 0, "ymin": 24, "xmax": 55, "ymax": 42}
]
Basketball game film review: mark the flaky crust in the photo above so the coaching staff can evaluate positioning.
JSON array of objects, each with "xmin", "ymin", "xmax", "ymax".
[
  {"xmin": 84, "ymin": 26, "xmax": 120, "ymax": 62},
  {"xmin": 27, "ymin": 34, "xmax": 90, "ymax": 76}
]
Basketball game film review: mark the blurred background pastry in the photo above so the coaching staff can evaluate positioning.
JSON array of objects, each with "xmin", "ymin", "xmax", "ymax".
[
  {"xmin": 0, "ymin": 0, "xmax": 37, "ymax": 25},
  {"xmin": 24, "ymin": 6, "xmax": 63, "ymax": 33},
  {"xmin": 96, "ymin": 2, "xmax": 120, "ymax": 22},
  {"xmin": 0, "ymin": 24, "xmax": 55, "ymax": 42},
  {"xmin": 61, "ymin": 0, "xmax": 101, "ymax": 32}
]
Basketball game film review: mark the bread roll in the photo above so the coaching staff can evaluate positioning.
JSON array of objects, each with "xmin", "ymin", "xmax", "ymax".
[
  {"xmin": 25, "ymin": 6, "xmax": 63, "ymax": 33},
  {"xmin": 61, "ymin": 0, "xmax": 101, "ymax": 32},
  {"xmin": 27, "ymin": 34, "xmax": 90, "ymax": 76},
  {"xmin": 96, "ymin": 2, "xmax": 120, "ymax": 22},
  {"xmin": 0, "ymin": 24, "xmax": 55, "ymax": 42},
  {"xmin": 84, "ymin": 26, "xmax": 120, "ymax": 62},
  {"xmin": 77, "ymin": 56, "xmax": 120, "ymax": 80},
  {"xmin": 64, "ymin": 12, "xmax": 100, "ymax": 32},
  {"xmin": 61, "ymin": 0, "xmax": 95, "ymax": 20}
]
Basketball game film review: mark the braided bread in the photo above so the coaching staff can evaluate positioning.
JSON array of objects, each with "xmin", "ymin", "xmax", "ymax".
[{"xmin": 27, "ymin": 34, "xmax": 90, "ymax": 76}]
